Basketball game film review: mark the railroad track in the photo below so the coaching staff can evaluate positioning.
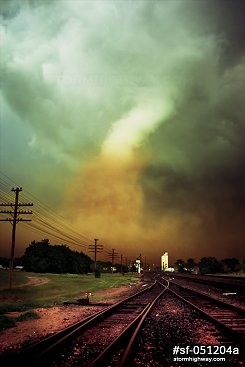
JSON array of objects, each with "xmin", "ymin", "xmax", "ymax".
[
  {"xmin": 0, "ymin": 279, "xmax": 169, "ymax": 367},
  {"xmin": 161, "ymin": 277, "xmax": 245, "ymax": 349},
  {"xmin": 89, "ymin": 280, "xmax": 169, "ymax": 367},
  {"xmin": 162, "ymin": 272, "xmax": 245, "ymax": 293},
  {"xmin": 2, "ymin": 276, "xmax": 243, "ymax": 366},
  {"xmin": 119, "ymin": 277, "xmax": 245, "ymax": 367}
]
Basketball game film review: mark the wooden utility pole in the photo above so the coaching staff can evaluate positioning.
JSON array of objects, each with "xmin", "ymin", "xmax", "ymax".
[
  {"xmin": 120, "ymin": 254, "xmax": 123, "ymax": 273},
  {"xmin": 108, "ymin": 248, "xmax": 119, "ymax": 272},
  {"xmin": 89, "ymin": 239, "xmax": 103, "ymax": 275},
  {"xmin": 0, "ymin": 187, "xmax": 33, "ymax": 289}
]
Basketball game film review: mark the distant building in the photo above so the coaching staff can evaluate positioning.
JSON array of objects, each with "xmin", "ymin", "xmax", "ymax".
[
  {"xmin": 135, "ymin": 259, "xmax": 141, "ymax": 273},
  {"xmin": 165, "ymin": 267, "xmax": 174, "ymax": 272},
  {"xmin": 15, "ymin": 266, "xmax": 24, "ymax": 271},
  {"xmin": 161, "ymin": 252, "xmax": 169, "ymax": 271}
]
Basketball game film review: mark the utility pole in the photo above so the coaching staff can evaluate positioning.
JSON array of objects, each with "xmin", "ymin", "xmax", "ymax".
[
  {"xmin": 88, "ymin": 239, "xmax": 103, "ymax": 275},
  {"xmin": 0, "ymin": 187, "xmax": 33, "ymax": 289},
  {"xmin": 108, "ymin": 248, "xmax": 119, "ymax": 272},
  {"xmin": 125, "ymin": 256, "xmax": 128, "ymax": 272},
  {"xmin": 120, "ymin": 254, "xmax": 123, "ymax": 274},
  {"xmin": 129, "ymin": 259, "xmax": 132, "ymax": 272}
]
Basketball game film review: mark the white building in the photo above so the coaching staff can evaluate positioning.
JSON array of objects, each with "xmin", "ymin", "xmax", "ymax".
[
  {"xmin": 161, "ymin": 252, "xmax": 168, "ymax": 270},
  {"xmin": 135, "ymin": 259, "xmax": 141, "ymax": 273}
]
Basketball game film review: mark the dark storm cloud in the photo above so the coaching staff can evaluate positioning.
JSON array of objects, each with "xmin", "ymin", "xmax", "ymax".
[
  {"xmin": 140, "ymin": 40, "xmax": 245, "ymax": 252},
  {"xmin": 141, "ymin": 162, "xmax": 245, "ymax": 215},
  {"xmin": 202, "ymin": 0, "xmax": 245, "ymax": 63},
  {"xmin": 137, "ymin": 0, "xmax": 245, "ymax": 256},
  {"xmin": 1, "ymin": 0, "xmax": 244, "ymax": 261}
]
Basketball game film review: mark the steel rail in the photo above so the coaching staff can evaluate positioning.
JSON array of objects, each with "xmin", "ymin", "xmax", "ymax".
[
  {"xmin": 0, "ymin": 280, "xmax": 156, "ymax": 367},
  {"xmin": 87, "ymin": 279, "xmax": 169, "ymax": 367},
  {"xmin": 118, "ymin": 280, "xmax": 169, "ymax": 367},
  {"xmin": 162, "ymin": 272, "xmax": 245, "ymax": 291},
  {"xmin": 166, "ymin": 278, "xmax": 245, "ymax": 313},
  {"xmin": 160, "ymin": 279, "xmax": 245, "ymax": 349},
  {"xmin": 88, "ymin": 302, "xmax": 152, "ymax": 367}
]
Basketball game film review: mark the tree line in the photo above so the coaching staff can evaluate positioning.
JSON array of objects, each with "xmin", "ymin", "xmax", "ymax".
[
  {"xmin": 0, "ymin": 239, "xmax": 130, "ymax": 274},
  {"xmin": 174, "ymin": 257, "xmax": 245, "ymax": 274},
  {"xmin": 1, "ymin": 239, "xmax": 92, "ymax": 274},
  {"xmin": 0, "ymin": 239, "xmax": 244, "ymax": 275}
]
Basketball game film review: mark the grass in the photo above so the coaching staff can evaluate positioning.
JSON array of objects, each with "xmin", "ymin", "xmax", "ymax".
[
  {"xmin": 0, "ymin": 311, "xmax": 40, "ymax": 331},
  {"xmin": 0, "ymin": 270, "xmax": 141, "ymax": 330},
  {"xmin": 0, "ymin": 315, "xmax": 16, "ymax": 330}
]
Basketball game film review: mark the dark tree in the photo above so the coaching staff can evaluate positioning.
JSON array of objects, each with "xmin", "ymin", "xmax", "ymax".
[
  {"xmin": 174, "ymin": 259, "xmax": 186, "ymax": 273},
  {"xmin": 185, "ymin": 258, "xmax": 197, "ymax": 272},
  {"xmin": 130, "ymin": 264, "xmax": 137, "ymax": 273},
  {"xmin": 221, "ymin": 258, "xmax": 241, "ymax": 273},
  {"xmin": 198, "ymin": 257, "xmax": 223, "ymax": 274},
  {"xmin": 0, "ymin": 257, "xmax": 9, "ymax": 268},
  {"xmin": 22, "ymin": 239, "xmax": 92, "ymax": 274},
  {"xmin": 242, "ymin": 260, "xmax": 245, "ymax": 272}
]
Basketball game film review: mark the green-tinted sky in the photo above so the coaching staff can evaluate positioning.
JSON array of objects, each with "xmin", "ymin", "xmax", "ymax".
[{"xmin": 0, "ymin": 0, "xmax": 245, "ymax": 266}]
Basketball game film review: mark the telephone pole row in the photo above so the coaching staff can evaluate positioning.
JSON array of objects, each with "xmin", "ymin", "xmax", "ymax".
[
  {"xmin": 108, "ymin": 248, "xmax": 119, "ymax": 272},
  {"xmin": 0, "ymin": 187, "xmax": 33, "ymax": 289},
  {"xmin": 89, "ymin": 238, "xmax": 103, "ymax": 275}
]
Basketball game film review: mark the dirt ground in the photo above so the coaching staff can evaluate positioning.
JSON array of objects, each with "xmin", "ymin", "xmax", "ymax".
[{"xmin": 0, "ymin": 281, "xmax": 142, "ymax": 354}]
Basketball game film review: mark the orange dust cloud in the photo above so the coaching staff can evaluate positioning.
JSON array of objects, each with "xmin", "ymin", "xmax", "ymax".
[{"xmin": 64, "ymin": 151, "xmax": 174, "ymax": 263}]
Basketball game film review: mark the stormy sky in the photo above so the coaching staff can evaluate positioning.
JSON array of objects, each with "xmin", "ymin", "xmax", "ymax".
[{"xmin": 0, "ymin": 0, "xmax": 245, "ymax": 266}]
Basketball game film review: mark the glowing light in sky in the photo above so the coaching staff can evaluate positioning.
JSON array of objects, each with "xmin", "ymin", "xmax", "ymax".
[{"xmin": 102, "ymin": 100, "xmax": 173, "ymax": 159}]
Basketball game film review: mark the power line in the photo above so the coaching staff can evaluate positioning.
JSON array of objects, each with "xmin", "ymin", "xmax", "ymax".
[
  {"xmin": 0, "ymin": 171, "xmax": 129, "ymax": 265},
  {"xmin": 24, "ymin": 221, "xmax": 86, "ymax": 249},
  {"xmin": 89, "ymin": 238, "xmax": 103, "ymax": 275},
  {"xmin": 0, "ymin": 187, "xmax": 33, "ymax": 289},
  {"xmin": 0, "ymin": 171, "xmax": 94, "ymax": 246},
  {"xmin": 33, "ymin": 212, "xmax": 88, "ymax": 247},
  {"xmin": 108, "ymin": 248, "xmax": 119, "ymax": 272}
]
